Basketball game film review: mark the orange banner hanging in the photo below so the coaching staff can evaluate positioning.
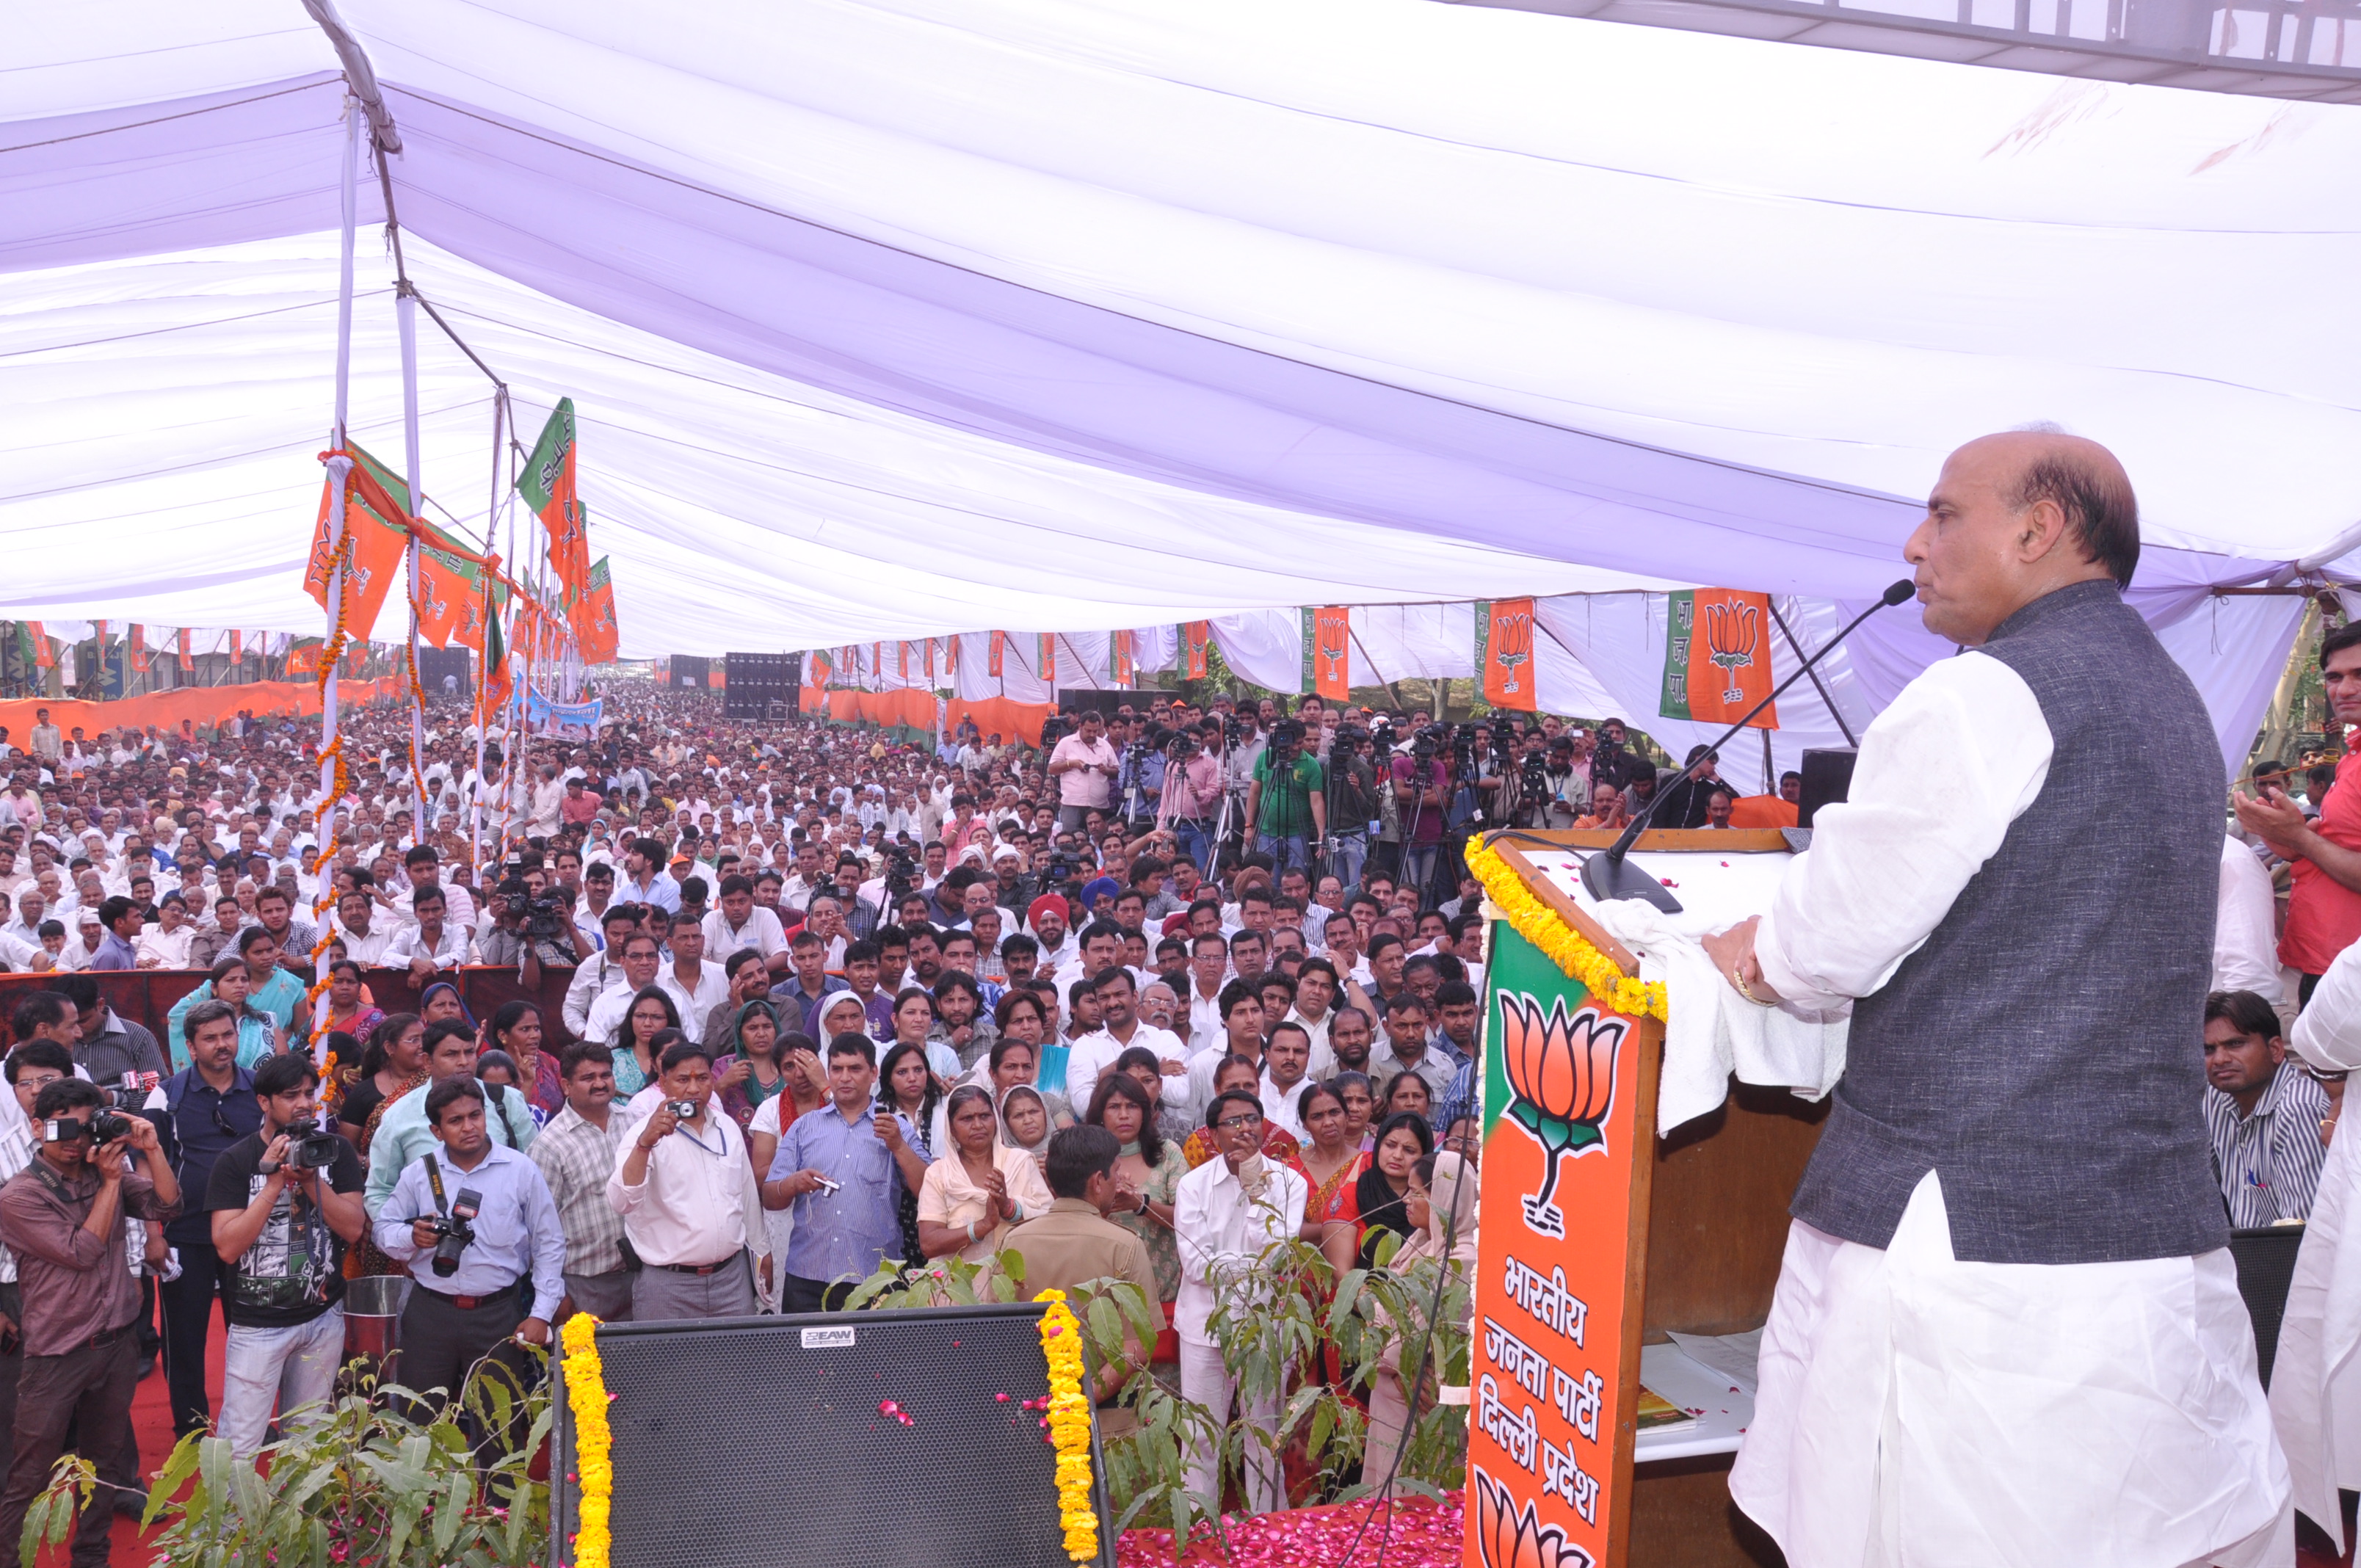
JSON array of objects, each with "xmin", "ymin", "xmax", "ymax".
[
  {"xmin": 1303, "ymin": 607, "xmax": 1349, "ymax": 701},
  {"xmin": 924, "ymin": 639, "xmax": 937, "ymax": 682},
  {"xmin": 1181, "ymin": 621, "xmax": 1210, "ymax": 681},
  {"xmin": 1660, "ymin": 589, "xmax": 1778, "ymax": 730},
  {"xmin": 29, "ymin": 625, "xmax": 51, "ymax": 670},
  {"xmin": 176, "ymin": 629, "xmax": 192, "ymax": 671},
  {"xmin": 1112, "ymin": 630, "xmax": 1136, "ymax": 689},
  {"xmin": 1477, "ymin": 598, "xmax": 1539, "ymax": 713},
  {"xmin": 1037, "ymin": 634, "xmax": 1056, "ymax": 684},
  {"xmin": 578, "ymin": 558, "xmax": 619, "ymax": 664},
  {"xmin": 128, "ymin": 625, "xmax": 148, "ymax": 674},
  {"xmin": 228, "ymin": 631, "xmax": 242, "ymax": 666},
  {"xmin": 988, "ymin": 631, "xmax": 1005, "ymax": 679},
  {"xmin": 898, "ymin": 641, "xmax": 911, "ymax": 683}
]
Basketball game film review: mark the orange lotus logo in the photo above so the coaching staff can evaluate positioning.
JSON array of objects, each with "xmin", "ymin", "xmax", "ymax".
[
  {"xmin": 1498, "ymin": 992, "xmax": 1625, "ymax": 1238},
  {"xmin": 1702, "ymin": 598, "xmax": 1760, "ymax": 705},
  {"xmin": 1474, "ymin": 1468, "xmax": 1594, "ymax": 1568}
]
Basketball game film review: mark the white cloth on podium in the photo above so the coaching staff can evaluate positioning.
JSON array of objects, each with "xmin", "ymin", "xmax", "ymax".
[
  {"xmin": 1734, "ymin": 1171, "xmax": 2291, "ymax": 1568},
  {"xmin": 2271, "ymin": 940, "xmax": 2361, "ymax": 1550},
  {"xmin": 1582, "ymin": 896, "xmax": 1847, "ymax": 1136}
]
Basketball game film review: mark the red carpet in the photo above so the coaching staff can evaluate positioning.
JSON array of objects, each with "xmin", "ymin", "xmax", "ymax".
[{"xmin": 28, "ymin": 1304, "xmax": 221, "ymax": 1568}]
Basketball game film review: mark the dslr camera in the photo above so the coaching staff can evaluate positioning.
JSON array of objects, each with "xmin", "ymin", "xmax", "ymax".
[
  {"xmin": 283, "ymin": 1115, "xmax": 343, "ymax": 1171},
  {"xmin": 424, "ymin": 1188, "xmax": 485, "ymax": 1277},
  {"xmin": 43, "ymin": 1109, "xmax": 136, "ymax": 1145}
]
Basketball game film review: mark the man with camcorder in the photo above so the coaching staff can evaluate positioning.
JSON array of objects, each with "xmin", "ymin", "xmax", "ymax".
[
  {"xmin": 372, "ymin": 1078, "xmax": 565, "ymax": 1411},
  {"xmin": 0, "ymin": 1072, "xmax": 180, "ymax": 1567},
  {"xmin": 206, "ymin": 1052, "xmax": 366, "ymax": 1457}
]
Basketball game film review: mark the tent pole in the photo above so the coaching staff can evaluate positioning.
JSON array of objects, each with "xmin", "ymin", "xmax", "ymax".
[
  {"xmin": 397, "ymin": 283, "xmax": 426, "ymax": 842},
  {"xmin": 312, "ymin": 94, "xmax": 361, "ymax": 1039}
]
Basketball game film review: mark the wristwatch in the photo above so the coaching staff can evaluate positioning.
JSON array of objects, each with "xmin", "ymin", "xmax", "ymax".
[{"xmin": 1136, "ymin": 1192, "xmax": 1152, "ymax": 1216}]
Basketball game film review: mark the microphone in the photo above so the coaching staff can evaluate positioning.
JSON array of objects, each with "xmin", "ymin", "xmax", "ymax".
[{"xmin": 1578, "ymin": 578, "xmax": 1917, "ymax": 914}]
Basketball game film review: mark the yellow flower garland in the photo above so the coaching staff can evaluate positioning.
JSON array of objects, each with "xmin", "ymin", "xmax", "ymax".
[
  {"xmin": 1465, "ymin": 838, "xmax": 1669, "ymax": 1021},
  {"xmin": 1033, "ymin": 1289, "xmax": 1098, "ymax": 1563},
  {"xmin": 559, "ymin": 1313, "xmax": 614, "ymax": 1568}
]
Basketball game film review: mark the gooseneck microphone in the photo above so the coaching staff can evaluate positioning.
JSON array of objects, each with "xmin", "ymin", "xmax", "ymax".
[{"xmin": 1578, "ymin": 578, "xmax": 1918, "ymax": 913}]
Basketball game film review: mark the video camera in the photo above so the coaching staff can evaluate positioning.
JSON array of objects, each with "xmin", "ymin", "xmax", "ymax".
[
  {"xmin": 1037, "ymin": 715, "xmax": 1071, "ymax": 749},
  {"xmin": 43, "ymin": 1109, "xmax": 136, "ymax": 1145},
  {"xmin": 283, "ymin": 1115, "xmax": 343, "ymax": 1171}
]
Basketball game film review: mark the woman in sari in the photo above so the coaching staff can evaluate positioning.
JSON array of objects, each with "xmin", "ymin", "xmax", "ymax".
[
  {"xmin": 1087, "ymin": 1075, "xmax": 1182, "ymax": 1304},
  {"xmin": 1180, "ymin": 1056, "xmax": 1301, "ymax": 1169},
  {"xmin": 1289, "ymin": 1081, "xmax": 1370, "ymax": 1266},
  {"xmin": 877, "ymin": 1040, "xmax": 942, "ymax": 1266},
  {"xmin": 998, "ymin": 1084, "xmax": 1056, "ymax": 1176},
  {"xmin": 320, "ymin": 961, "xmax": 382, "ymax": 1047},
  {"xmin": 713, "ymin": 999, "xmax": 793, "ymax": 1129},
  {"xmin": 1362, "ymin": 1152, "xmax": 1479, "ymax": 1479},
  {"xmin": 1338, "ymin": 1113, "xmax": 1435, "ymax": 1271},
  {"xmin": 485, "ymin": 1002, "xmax": 559, "ymax": 1121},
  {"xmin": 610, "ymin": 986, "xmax": 681, "ymax": 1099},
  {"xmin": 344, "ymin": 1012, "xmax": 432, "ymax": 1277}
]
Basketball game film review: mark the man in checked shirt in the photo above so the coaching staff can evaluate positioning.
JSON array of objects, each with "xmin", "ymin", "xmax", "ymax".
[{"xmin": 526, "ymin": 1042, "xmax": 634, "ymax": 1322}]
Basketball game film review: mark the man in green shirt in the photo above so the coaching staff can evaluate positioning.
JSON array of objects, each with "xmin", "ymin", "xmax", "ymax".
[{"xmin": 1244, "ymin": 719, "xmax": 1325, "ymax": 876}]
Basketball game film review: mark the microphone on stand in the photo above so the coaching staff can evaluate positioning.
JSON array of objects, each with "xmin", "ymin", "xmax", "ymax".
[{"xmin": 1578, "ymin": 578, "xmax": 1918, "ymax": 914}]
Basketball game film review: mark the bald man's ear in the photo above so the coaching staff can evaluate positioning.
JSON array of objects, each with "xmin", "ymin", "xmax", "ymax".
[{"xmin": 2012, "ymin": 494, "xmax": 2074, "ymax": 563}]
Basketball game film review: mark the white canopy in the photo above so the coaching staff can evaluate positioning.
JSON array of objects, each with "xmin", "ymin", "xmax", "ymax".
[{"xmin": 3, "ymin": 0, "xmax": 2353, "ymax": 744}]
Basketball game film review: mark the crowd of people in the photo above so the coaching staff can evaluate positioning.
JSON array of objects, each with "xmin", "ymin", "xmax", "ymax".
[{"xmin": 0, "ymin": 675, "xmax": 1614, "ymax": 1558}]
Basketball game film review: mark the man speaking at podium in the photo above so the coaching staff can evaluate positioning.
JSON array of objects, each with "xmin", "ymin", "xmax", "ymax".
[{"xmin": 1704, "ymin": 430, "xmax": 2290, "ymax": 1567}]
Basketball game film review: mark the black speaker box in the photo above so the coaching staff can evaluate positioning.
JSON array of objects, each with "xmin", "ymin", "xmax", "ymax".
[
  {"xmin": 553, "ymin": 1304, "xmax": 1113, "ymax": 1568},
  {"xmin": 1796, "ymin": 748, "xmax": 1857, "ymax": 829}
]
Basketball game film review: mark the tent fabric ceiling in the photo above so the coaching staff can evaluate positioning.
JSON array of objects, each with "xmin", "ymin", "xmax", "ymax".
[{"xmin": 2, "ymin": 0, "xmax": 2357, "ymax": 663}]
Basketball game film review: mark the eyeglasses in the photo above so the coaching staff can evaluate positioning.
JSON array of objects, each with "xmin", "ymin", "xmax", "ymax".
[{"xmin": 1215, "ymin": 1114, "xmax": 1263, "ymax": 1133}]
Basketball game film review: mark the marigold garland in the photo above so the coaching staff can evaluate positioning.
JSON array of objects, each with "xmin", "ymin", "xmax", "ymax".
[
  {"xmin": 1465, "ymin": 838, "xmax": 1669, "ymax": 1021},
  {"xmin": 559, "ymin": 1313, "xmax": 614, "ymax": 1568},
  {"xmin": 1034, "ymin": 1289, "xmax": 1099, "ymax": 1563}
]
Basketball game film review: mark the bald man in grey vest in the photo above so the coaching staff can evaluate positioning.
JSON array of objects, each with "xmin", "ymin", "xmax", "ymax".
[{"xmin": 1707, "ymin": 431, "xmax": 2289, "ymax": 1567}]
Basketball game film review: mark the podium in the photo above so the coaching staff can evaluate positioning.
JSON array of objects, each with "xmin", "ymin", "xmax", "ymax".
[{"xmin": 1461, "ymin": 830, "xmax": 1823, "ymax": 1568}]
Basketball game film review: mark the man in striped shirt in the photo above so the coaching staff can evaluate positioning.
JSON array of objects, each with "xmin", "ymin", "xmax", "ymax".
[{"xmin": 2202, "ymin": 987, "xmax": 2330, "ymax": 1227}]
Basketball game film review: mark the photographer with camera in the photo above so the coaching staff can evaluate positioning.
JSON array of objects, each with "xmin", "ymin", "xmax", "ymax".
[
  {"xmin": 204, "ymin": 1053, "xmax": 364, "ymax": 1458},
  {"xmin": 1046, "ymin": 710, "xmax": 1121, "ymax": 835},
  {"xmin": 478, "ymin": 875, "xmax": 582, "ymax": 991},
  {"xmin": 1158, "ymin": 720, "xmax": 1227, "ymax": 876},
  {"xmin": 607, "ymin": 1039, "xmax": 765, "ymax": 1321},
  {"xmin": 1390, "ymin": 726, "xmax": 1452, "ymax": 904},
  {"xmin": 1244, "ymin": 718, "xmax": 1325, "ymax": 877},
  {"xmin": 1113, "ymin": 718, "xmax": 1164, "ymax": 838},
  {"xmin": 0, "ymin": 1073, "xmax": 178, "ymax": 1568},
  {"xmin": 373, "ymin": 1078, "xmax": 565, "ymax": 1412},
  {"xmin": 364, "ymin": 1020, "xmax": 538, "ymax": 1218}
]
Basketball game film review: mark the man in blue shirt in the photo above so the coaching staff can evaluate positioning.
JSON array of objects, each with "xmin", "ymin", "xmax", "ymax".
[
  {"xmin": 372, "ymin": 1078, "xmax": 565, "ymax": 1415},
  {"xmin": 762, "ymin": 1035, "xmax": 930, "ymax": 1312},
  {"xmin": 87, "ymin": 898, "xmax": 140, "ymax": 972},
  {"xmin": 150, "ymin": 1001, "xmax": 261, "ymax": 1439}
]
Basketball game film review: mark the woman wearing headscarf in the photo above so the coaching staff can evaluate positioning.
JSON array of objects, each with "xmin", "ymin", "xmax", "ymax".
[
  {"xmin": 916, "ymin": 1084, "xmax": 1054, "ymax": 1266},
  {"xmin": 1361, "ymin": 1150, "xmax": 1479, "ymax": 1480},
  {"xmin": 713, "ymin": 999, "xmax": 794, "ymax": 1128},
  {"xmin": 997, "ymin": 1083, "xmax": 1056, "ymax": 1176}
]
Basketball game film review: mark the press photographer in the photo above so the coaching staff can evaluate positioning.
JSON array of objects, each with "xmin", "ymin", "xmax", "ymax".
[
  {"xmin": 478, "ymin": 874, "xmax": 584, "ymax": 988},
  {"xmin": 205, "ymin": 1053, "xmax": 365, "ymax": 1458},
  {"xmin": 371, "ymin": 1078, "xmax": 566, "ymax": 1410},
  {"xmin": 0, "ymin": 1077, "xmax": 180, "ymax": 1567}
]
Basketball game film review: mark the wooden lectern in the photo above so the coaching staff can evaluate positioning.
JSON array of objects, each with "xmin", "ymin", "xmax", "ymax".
[{"xmin": 1462, "ymin": 830, "xmax": 1823, "ymax": 1568}]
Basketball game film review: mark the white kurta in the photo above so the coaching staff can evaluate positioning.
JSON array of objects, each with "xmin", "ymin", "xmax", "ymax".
[
  {"xmin": 1735, "ymin": 649, "xmax": 2291, "ymax": 1567},
  {"xmin": 2274, "ymin": 943, "xmax": 2361, "ymax": 1550}
]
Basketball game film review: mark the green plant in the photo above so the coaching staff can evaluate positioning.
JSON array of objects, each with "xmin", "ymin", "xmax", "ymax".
[{"xmin": 21, "ymin": 1363, "xmax": 551, "ymax": 1568}]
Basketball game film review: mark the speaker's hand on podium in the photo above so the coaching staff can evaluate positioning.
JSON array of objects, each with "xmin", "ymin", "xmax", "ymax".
[{"xmin": 1702, "ymin": 917, "xmax": 1783, "ymax": 1006}]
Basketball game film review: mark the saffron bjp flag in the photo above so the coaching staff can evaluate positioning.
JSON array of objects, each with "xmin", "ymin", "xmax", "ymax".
[
  {"xmin": 924, "ymin": 639, "xmax": 936, "ymax": 682},
  {"xmin": 305, "ymin": 443, "xmax": 412, "ymax": 643},
  {"xmin": 412, "ymin": 523, "xmax": 487, "ymax": 650},
  {"xmin": 1302, "ymin": 607, "xmax": 1349, "ymax": 700},
  {"xmin": 177, "ymin": 628, "xmax": 192, "ymax": 671},
  {"xmin": 898, "ymin": 641, "xmax": 911, "ymax": 683},
  {"xmin": 228, "ymin": 630, "xmax": 241, "ymax": 665},
  {"xmin": 1037, "ymin": 634, "xmax": 1056, "ymax": 683},
  {"xmin": 1476, "ymin": 598, "xmax": 1539, "ymax": 713},
  {"xmin": 579, "ymin": 557, "xmax": 619, "ymax": 664},
  {"xmin": 518, "ymin": 400, "xmax": 590, "ymax": 617},
  {"xmin": 1181, "ymin": 621, "xmax": 1210, "ymax": 680},
  {"xmin": 1111, "ymin": 629, "xmax": 1136, "ymax": 688},
  {"xmin": 989, "ymin": 631, "xmax": 1005, "ymax": 678},
  {"xmin": 128, "ymin": 625, "xmax": 148, "ymax": 673},
  {"xmin": 286, "ymin": 638, "xmax": 324, "ymax": 678},
  {"xmin": 1659, "ymin": 589, "xmax": 1778, "ymax": 729},
  {"xmin": 29, "ymin": 624, "xmax": 51, "ymax": 669}
]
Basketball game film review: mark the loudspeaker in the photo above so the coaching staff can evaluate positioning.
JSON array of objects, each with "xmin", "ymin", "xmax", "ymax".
[
  {"xmin": 1057, "ymin": 691, "xmax": 1134, "ymax": 718},
  {"xmin": 724, "ymin": 652, "xmax": 802, "ymax": 719},
  {"xmin": 1796, "ymin": 748, "xmax": 1857, "ymax": 829},
  {"xmin": 553, "ymin": 1304, "xmax": 1111, "ymax": 1568},
  {"xmin": 667, "ymin": 655, "xmax": 711, "ymax": 691}
]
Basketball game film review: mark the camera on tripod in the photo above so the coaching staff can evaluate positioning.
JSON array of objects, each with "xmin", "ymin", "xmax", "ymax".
[
  {"xmin": 1222, "ymin": 713, "xmax": 1257, "ymax": 747},
  {"xmin": 283, "ymin": 1115, "xmax": 343, "ymax": 1171},
  {"xmin": 425, "ymin": 1188, "xmax": 484, "ymax": 1277},
  {"xmin": 1037, "ymin": 715, "xmax": 1071, "ymax": 748}
]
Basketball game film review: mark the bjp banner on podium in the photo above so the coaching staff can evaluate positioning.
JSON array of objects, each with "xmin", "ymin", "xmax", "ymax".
[
  {"xmin": 1467, "ymin": 874, "xmax": 1658, "ymax": 1568},
  {"xmin": 1477, "ymin": 599, "xmax": 1539, "ymax": 713},
  {"xmin": 1659, "ymin": 589, "xmax": 1778, "ymax": 729}
]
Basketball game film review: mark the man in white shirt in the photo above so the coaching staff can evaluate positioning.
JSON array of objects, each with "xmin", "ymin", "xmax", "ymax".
[
  {"xmin": 2213, "ymin": 834, "xmax": 2283, "ymax": 1005},
  {"xmin": 330, "ymin": 891, "xmax": 395, "ymax": 967},
  {"xmin": 1045, "ymin": 712, "xmax": 1120, "ymax": 834},
  {"xmin": 1064, "ymin": 969, "xmax": 1189, "ymax": 1119},
  {"xmin": 582, "ymin": 934, "xmax": 667, "ymax": 1048},
  {"xmin": 387, "ymin": 886, "xmax": 474, "ymax": 978},
  {"xmin": 1174, "ymin": 1086, "xmax": 1305, "ymax": 1515},
  {"xmin": 703, "ymin": 874, "xmax": 789, "ymax": 977},
  {"xmin": 606, "ymin": 1040, "xmax": 763, "ymax": 1318},
  {"xmin": 1705, "ymin": 432, "xmax": 2286, "ymax": 1566},
  {"xmin": 1258, "ymin": 1021, "xmax": 1313, "ymax": 1141},
  {"xmin": 657, "ymin": 923, "xmax": 728, "ymax": 1045},
  {"xmin": 1182, "ymin": 932, "xmax": 1232, "ymax": 1057}
]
